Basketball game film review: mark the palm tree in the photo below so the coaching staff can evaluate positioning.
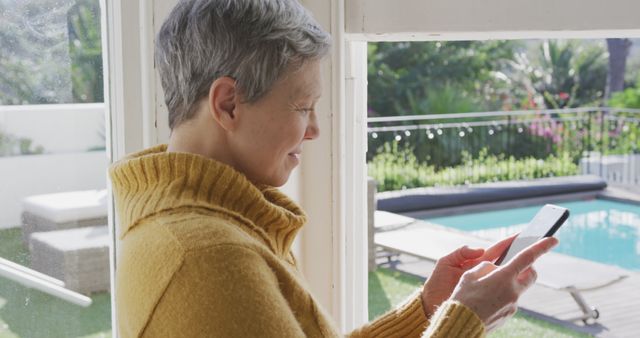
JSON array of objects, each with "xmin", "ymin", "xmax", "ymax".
[
  {"xmin": 507, "ymin": 40, "xmax": 608, "ymax": 109},
  {"xmin": 605, "ymin": 38, "xmax": 632, "ymax": 99}
]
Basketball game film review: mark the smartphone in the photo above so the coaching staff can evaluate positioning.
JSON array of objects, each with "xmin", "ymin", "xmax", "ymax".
[{"xmin": 495, "ymin": 204, "xmax": 569, "ymax": 266}]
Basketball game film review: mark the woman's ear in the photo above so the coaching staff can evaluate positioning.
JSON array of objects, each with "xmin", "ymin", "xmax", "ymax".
[{"xmin": 208, "ymin": 77, "xmax": 238, "ymax": 132}]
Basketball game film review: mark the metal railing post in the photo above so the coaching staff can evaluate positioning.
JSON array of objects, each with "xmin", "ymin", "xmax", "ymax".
[
  {"xmin": 587, "ymin": 110, "xmax": 593, "ymax": 175},
  {"xmin": 507, "ymin": 115, "xmax": 512, "ymax": 179},
  {"xmin": 600, "ymin": 109, "xmax": 605, "ymax": 179}
]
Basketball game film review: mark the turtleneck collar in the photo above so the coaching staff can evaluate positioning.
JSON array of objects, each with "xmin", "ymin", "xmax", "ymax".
[{"xmin": 109, "ymin": 144, "xmax": 307, "ymax": 256}]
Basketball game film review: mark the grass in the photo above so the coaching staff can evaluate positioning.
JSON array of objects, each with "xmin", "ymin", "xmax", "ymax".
[
  {"xmin": 0, "ymin": 228, "xmax": 112, "ymax": 338},
  {"xmin": 369, "ymin": 267, "xmax": 592, "ymax": 338}
]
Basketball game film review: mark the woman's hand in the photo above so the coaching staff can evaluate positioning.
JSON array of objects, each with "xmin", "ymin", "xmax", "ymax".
[
  {"xmin": 450, "ymin": 237, "xmax": 558, "ymax": 331},
  {"xmin": 421, "ymin": 235, "xmax": 517, "ymax": 318}
]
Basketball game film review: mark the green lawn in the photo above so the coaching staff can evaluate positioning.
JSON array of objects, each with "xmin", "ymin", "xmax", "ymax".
[
  {"xmin": 0, "ymin": 228, "xmax": 111, "ymax": 338},
  {"xmin": 369, "ymin": 267, "xmax": 592, "ymax": 338}
]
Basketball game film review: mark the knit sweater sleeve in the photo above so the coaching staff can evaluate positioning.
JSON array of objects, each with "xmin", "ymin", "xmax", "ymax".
[
  {"xmin": 348, "ymin": 291, "xmax": 484, "ymax": 338},
  {"xmin": 140, "ymin": 244, "xmax": 306, "ymax": 338}
]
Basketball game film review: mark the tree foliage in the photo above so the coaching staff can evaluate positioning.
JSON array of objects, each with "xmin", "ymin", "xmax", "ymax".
[
  {"xmin": 610, "ymin": 76, "xmax": 640, "ymax": 109},
  {"xmin": 506, "ymin": 40, "xmax": 608, "ymax": 109},
  {"xmin": 368, "ymin": 39, "xmax": 612, "ymax": 118},
  {"xmin": 0, "ymin": 0, "xmax": 102, "ymax": 105},
  {"xmin": 68, "ymin": 0, "xmax": 103, "ymax": 103},
  {"xmin": 367, "ymin": 40, "xmax": 521, "ymax": 117}
]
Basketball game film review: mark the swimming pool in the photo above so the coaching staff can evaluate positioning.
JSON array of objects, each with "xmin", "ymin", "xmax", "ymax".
[{"xmin": 423, "ymin": 199, "xmax": 640, "ymax": 271}]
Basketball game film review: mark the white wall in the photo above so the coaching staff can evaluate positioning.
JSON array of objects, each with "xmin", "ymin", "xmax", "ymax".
[
  {"xmin": 0, "ymin": 151, "xmax": 108, "ymax": 228},
  {"xmin": 0, "ymin": 103, "xmax": 106, "ymax": 154}
]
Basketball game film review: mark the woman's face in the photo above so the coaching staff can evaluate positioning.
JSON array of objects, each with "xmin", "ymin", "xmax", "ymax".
[{"xmin": 231, "ymin": 60, "xmax": 322, "ymax": 187}]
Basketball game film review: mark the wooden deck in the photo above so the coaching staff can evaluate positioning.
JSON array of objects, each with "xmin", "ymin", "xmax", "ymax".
[
  {"xmin": 379, "ymin": 254, "xmax": 639, "ymax": 338},
  {"xmin": 520, "ymin": 271, "xmax": 640, "ymax": 337}
]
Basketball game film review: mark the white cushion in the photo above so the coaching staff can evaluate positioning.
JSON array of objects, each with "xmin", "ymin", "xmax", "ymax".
[
  {"xmin": 30, "ymin": 225, "xmax": 110, "ymax": 251},
  {"xmin": 22, "ymin": 189, "xmax": 108, "ymax": 223}
]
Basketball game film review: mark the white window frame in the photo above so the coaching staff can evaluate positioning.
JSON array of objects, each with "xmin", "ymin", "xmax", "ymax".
[{"xmin": 104, "ymin": 0, "xmax": 640, "ymax": 335}]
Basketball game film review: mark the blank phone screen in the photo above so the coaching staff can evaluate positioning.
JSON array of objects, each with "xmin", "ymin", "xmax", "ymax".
[{"xmin": 498, "ymin": 205, "xmax": 567, "ymax": 265}]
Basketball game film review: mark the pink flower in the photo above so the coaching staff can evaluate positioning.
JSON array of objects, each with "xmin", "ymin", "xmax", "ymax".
[{"xmin": 558, "ymin": 92, "xmax": 570, "ymax": 100}]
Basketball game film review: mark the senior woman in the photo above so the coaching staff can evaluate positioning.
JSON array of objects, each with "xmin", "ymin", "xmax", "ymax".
[{"xmin": 109, "ymin": 0, "xmax": 558, "ymax": 337}]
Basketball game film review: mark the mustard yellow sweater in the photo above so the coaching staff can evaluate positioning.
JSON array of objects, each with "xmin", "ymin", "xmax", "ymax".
[{"xmin": 109, "ymin": 145, "xmax": 484, "ymax": 337}]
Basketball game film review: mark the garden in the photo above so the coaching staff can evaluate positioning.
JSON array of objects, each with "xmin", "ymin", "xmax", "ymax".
[
  {"xmin": 366, "ymin": 38, "xmax": 640, "ymax": 337},
  {"xmin": 367, "ymin": 39, "xmax": 640, "ymax": 192}
]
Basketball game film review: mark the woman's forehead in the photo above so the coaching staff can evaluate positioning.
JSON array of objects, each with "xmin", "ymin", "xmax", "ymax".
[{"xmin": 287, "ymin": 62, "xmax": 322, "ymax": 99}]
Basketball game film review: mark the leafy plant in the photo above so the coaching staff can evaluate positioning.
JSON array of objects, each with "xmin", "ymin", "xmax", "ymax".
[
  {"xmin": 0, "ymin": 128, "xmax": 45, "ymax": 156},
  {"xmin": 368, "ymin": 142, "xmax": 578, "ymax": 192},
  {"xmin": 368, "ymin": 40, "xmax": 520, "ymax": 118},
  {"xmin": 506, "ymin": 40, "xmax": 608, "ymax": 109},
  {"xmin": 610, "ymin": 76, "xmax": 640, "ymax": 109},
  {"xmin": 0, "ymin": 0, "xmax": 103, "ymax": 105},
  {"xmin": 68, "ymin": 0, "xmax": 104, "ymax": 103}
]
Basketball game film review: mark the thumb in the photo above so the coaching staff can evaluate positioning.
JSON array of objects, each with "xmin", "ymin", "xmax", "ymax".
[{"xmin": 441, "ymin": 245, "xmax": 485, "ymax": 266}]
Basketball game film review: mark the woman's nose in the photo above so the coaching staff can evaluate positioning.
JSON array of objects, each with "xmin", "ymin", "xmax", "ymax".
[{"xmin": 304, "ymin": 113, "xmax": 320, "ymax": 140}]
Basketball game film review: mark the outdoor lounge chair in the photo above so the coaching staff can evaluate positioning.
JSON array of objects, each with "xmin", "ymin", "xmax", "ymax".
[
  {"xmin": 21, "ymin": 189, "xmax": 108, "ymax": 245},
  {"xmin": 29, "ymin": 225, "xmax": 110, "ymax": 294},
  {"xmin": 374, "ymin": 212, "xmax": 629, "ymax": 323}
]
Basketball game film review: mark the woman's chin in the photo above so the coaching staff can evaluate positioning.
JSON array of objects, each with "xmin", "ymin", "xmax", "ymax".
[
  {"xmin": 259, "ymin": 171, "xmax": 291, "ymax": 188},
  {"xmin": 274, "ymin": 172, "xmax": 293, "ymax": 187}
]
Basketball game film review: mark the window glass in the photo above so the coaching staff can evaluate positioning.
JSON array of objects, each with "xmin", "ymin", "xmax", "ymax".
[
  {"xmin": 0, "ymin": 0, "xmax": 111, "ymax": 337},
  {"xmin": 368, "ymin": 38, "xmax": 640, "ymax": 336}
]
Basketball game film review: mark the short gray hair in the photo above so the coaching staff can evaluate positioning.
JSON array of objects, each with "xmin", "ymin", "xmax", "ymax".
[{"xmin": 156, "ymin": 0, "xmax": 331, "ymax": 129}]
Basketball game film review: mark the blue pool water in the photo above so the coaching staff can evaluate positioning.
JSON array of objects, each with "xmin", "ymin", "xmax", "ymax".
[{"xmin": 423, "ymin": 199, "xmax": 640, "ymax": 271}]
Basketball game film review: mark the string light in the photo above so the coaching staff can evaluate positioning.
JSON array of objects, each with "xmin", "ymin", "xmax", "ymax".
[{"xmin": 371, "ymin": 132, "xmax": 378, "ymax": 139}]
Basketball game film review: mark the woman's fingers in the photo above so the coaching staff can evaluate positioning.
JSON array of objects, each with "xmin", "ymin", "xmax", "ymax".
[
  {"xmin": 466, "ymin": 261, "xmax": 497, "ymax": 279},
  {"xmin": 482, "ymin": 233, "xmax": 519, "ymax": 262},
  {"xmin": 440, "ymin": 245, "xmax": 485, "ymax": 267},
  {"xmin": 450, "ymin": 237, "xmax": 557, "ymax": 332},
  {"xmin": 459, "ymin": 234, "xmax": 518, "ymax": 270},
  {"xmin": 500, "ymin": 237, "xmax": 558, "ymax": 277},
  {"xmin": 515, "ymin": 267, "xmax": 538, "ymax": 292}
]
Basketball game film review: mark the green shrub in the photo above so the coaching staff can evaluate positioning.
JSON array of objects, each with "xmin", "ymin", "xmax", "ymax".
[
  {"xmin": 368, "ymin": 142, "xmax": 578, "ymax": 192},
  {"xmin": 610, "ymin": 76, "xmax": 640, "ymax": 109},
  {"xmin": 0, "ymin": 128, "xmax": 44, "ymax": 156}
]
